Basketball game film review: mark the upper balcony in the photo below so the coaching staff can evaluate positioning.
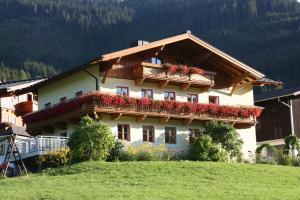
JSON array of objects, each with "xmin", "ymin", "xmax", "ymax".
[
  {"xmin": 133, "ymin": 62, "xmax": 216, "ymax": 91},
  {"xmin": 23, "ymin": 92, "xmax": 262, "ymax": 131}
]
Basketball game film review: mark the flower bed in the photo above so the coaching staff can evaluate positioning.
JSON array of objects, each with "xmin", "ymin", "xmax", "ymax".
[{"xmin": 23, "ymin": 92, "xmax": 263, "ymax": 124}]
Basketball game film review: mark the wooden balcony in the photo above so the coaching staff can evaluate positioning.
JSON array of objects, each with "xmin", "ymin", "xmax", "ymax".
[
  {"xmin": 23, "ymin": 93, "xmax": 262, "ymax": 131},
  {"xmin": 14, "ymin": 101, "xmax": 35, "ymax": 116},
  {"xmin": 134, "ymin": 62, "xmax": 216, "ymax": 90}
]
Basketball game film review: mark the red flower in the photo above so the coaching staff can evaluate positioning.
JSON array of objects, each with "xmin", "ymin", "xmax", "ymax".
[
  {"xmin": 166, "ymin": 64, "xmax": 180, "ymax": 75},
  {"xmin": 181, "ymin": 65, "xmax": 190, "ymax": 75},
  {"xmin": 190, "ymin": 67, "xmax": 204, "ymax": 75}
]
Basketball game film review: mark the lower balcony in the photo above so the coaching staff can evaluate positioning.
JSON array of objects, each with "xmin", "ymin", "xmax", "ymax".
[{"xmin": 23, "ymin": 92, "xmax": 262, "ymax": 132}]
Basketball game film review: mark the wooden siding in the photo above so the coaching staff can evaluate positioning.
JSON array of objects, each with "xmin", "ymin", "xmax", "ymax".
[
  {"xmin": 256, "ymin": 99, "xmax": 291, "ymax": 142},
  {"xmin": 292, "ymin": 98, "xmax": 300, "ymax": 138}
]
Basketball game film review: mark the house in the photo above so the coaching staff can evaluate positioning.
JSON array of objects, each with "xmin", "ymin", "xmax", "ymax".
[
  {"xmin": 0, "ymin": 78, "xmax": 45, "ymax": 127},
  {"xmin": 22, "ymin": 32, "xmax": 275, "ymax": 158},
  {"xmin": 255, "ymin": 86, "xmax": 300, "ymax": 147}
]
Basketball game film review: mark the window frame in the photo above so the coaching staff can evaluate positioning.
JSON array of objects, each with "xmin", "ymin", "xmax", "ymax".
[
  {"xmin": 75, "ymin": 91, "xmax": 83, "ymax": 97},
  {"xmin": 141, "ymin": 89, "xmax": 153, "ymax": 99},
  {"xmin": 117, "ymin": 124, "xmax": 130, "ymax": 141},
  {"xmin": 116, "ymin": 86, "xmax": 129, "ymax": 96},
  {"xmin": 164, "ymin": 91, "xmax": 176, "ymax": 101},
  {"xmin": 165, "ymin": 127, "xmax": 177, "ymax": 144},
  {"xmin": 60, "ymin": 96, "xmax": 67, "ymax": 103},
  {"xmin": 142, "ymin": 125, "xmax": 155, "ymax": 143},
  {"xmin": 187, "ymin": 93, "xmax": 198, "ymax": 103},
  {"xmin": 189, "ymin": 128, "xmax": 202, "ymax": 144},
  {"xmin": 44, "ymin": 102, "xmax": 51, "ymax": 109},
  {"xmin": 209, "ymin": 96, "xmax": 219, "ymax": 104}
]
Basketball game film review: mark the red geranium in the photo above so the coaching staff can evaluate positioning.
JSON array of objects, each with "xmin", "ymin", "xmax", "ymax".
[
  {"xmin": 181, "ymin": 65, "xmax": 190, "ymax": 75},
  {"xmin": 190, "ymin": 67, "xmax": 204, "ymax": 75}
]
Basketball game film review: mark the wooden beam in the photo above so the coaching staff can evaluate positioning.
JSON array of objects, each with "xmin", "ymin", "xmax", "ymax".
[
  {"xmin": 136, "ymin": 115, "xmax": 147, "ymax": 123},
  {"xmin": 159, "ymin": 116, "xmax": 170, "ymax": 124},
  {"xmin": 158, "ymin": 80, "xmax": 169, "ymax": 88},
  {"xmin": 102, "ymin": 67, "xmax": 113, "ymax": 84},
  {"xmin": 111, "ymin": 113, "xmax": 122, "ymax": 121},
  {"xmin": 230, "ymin": 84, "xmax": 237, "ymax": 96},
  {"xmin": 230, "ymin": 72, "xmax": 250, "ymax": 87},
  {"xmin": 180, "ymin": 83, "xmax": 191, "ymax": 91},
  {"xmin": 92, "ymin": 111, "xmax": 102, "ymax": 121},
  {"xmin": 135, "ymin": 77, "xmax": 145, "ymax": 86},
  {"xmin": 182, "ymin": 118, "xmax": 193, "ymax": 126}
]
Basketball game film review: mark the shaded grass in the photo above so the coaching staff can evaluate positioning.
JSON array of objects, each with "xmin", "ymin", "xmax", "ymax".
[{"xmin": 1, "ymin": 161, "xmax": 300, "ymax": 199}]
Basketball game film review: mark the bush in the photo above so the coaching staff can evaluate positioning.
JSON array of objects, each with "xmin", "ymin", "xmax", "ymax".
[
  {"xmin": 68, "ymin": 116, "xmax": 115, "ymax": 162},
  {"xmin": 204, "ymin": 122, "xmax": 243, "ymax": 160},
  {"xmin": 256, "ymin": 144, "xmax": 278, "ymax": 165},
  {"xmin": 189, "ymin": 135, "xmax": 228, "ymax": 162},
  {"xmin": 107, "ymin": 140, "xmax": 124, "ymax": 162},
  {"xmin": 36, "ymin": 148, "xmax": 70, "ymax": 169},
  {"xmin": 119, "ymin": 144, "xmax": 171, "ymax": 161},
  {"xmin": 283, "ymin": 135, "xmax": 300, "ymax": 156},
  {"xmin": 277, "ymin": 152, "xmax": 293, "ymax": 166}
]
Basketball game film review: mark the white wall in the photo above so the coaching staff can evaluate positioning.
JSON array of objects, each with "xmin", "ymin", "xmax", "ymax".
[{"xmin": 37, "ymin": 68, "xmax": 257, "ymax": 159}]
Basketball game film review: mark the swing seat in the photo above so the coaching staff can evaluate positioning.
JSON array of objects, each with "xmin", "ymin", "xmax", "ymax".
[{"xmin": 0, "ymin": 163, "xmax": 8, "ymax": 170}]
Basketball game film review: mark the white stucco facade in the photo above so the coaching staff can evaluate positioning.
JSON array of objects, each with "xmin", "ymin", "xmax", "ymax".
[{"xmin": 36, "ymin": 64, "xmax": 257, "ymax": 159}]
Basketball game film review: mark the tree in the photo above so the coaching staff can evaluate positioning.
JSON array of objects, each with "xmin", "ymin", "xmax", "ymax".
[
  {"xmin": 68, "ymin": 116, "xmax": 115, "ymax": 162},
  {"xmin": 204, "ymin": 122, "xmax": 243, "ymax": 159}
]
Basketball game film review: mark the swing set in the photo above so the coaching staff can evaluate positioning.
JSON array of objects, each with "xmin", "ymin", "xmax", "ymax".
[{"xmin": 0, "ymin": 134, "xmax": 27, "ymax": 177}]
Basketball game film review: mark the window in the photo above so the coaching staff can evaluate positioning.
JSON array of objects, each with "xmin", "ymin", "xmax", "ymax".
[
  {"xmin": 143, "ymin": 126, "xmax": 155, "ymax": 143},
  {"xmin": 27, "ymin": 94, "xmax": 33, "ymax": 101},
  {"xmin": 141, "ymin": 89, "xmax": 153, "ymax": 99},
  {"xmin": 164, "ymin": 91, "xmax": 176, "ymax": 101},
  {"xmin": 75, "ymin": 91, "xmax": 83, "ymax": 97},
  {"xmin": 60, "ymin": 96, "xmax": 67, "ymax": 103},
  {"xmin": 151, "ymin": 57, "xmax": 162, "ymax": 64},
  {"xmin": 117, "ymin": 86, "xmax": 129, "ymax": 96},
  {"xmin": 209, "ymin": 96, "xmax": 219, "ymax": 104},
  {"xmin": 118, "ymin": 124, "xmax": 130, "ymax": 141},
  {"xmin": 33, "ymin": 95, "xmax": 38, "ymax": 101},
  {"xmin": 187, "ymin": 94, "xmax": 198, "ymax": 103},
  {"xmin": 189, "ymin": 129, "xmax": 202, "ymax": 144},
  {"xmin": 44, "ymin": 102, "xmax": 51, "ymax": 109},
  {"xmin": 165, "ymin": 127, "xmax": 177, "ymax": 144}
]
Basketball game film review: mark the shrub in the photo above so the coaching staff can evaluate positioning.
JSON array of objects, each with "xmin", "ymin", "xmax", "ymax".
[
  {"xmin": 36, "ymin": 148, "xmax": 70, "ymax": 169},
  {"xmin": 256, "ymin": 144, "xmax": 278, "ymax": 165},
  {"xmin": 277, "ymin": 152, "xmax": 293, "ymax": 166},
  {"xmin": 107, "ymin": 140, "xmax": 124, "ymax": 162},
  {"xmin": 189, "ymin": 135, "xmax": 228, "ymax": 162},
  {"xmin": 204, "ymin": 122, "xmax": 243, "ymax": 160},
  {"xmin": 283, "ymin": 135, "xmax": 300, "ymax": 156},
  {"xmin": 119, "ymin": 144, "xmax": 171, "ymax": 161},
  {"xmin": 68, "ymin": 116, "xmax": 115, "ymax": 162}
]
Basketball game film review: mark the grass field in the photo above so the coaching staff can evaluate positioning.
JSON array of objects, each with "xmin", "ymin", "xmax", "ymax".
[{"xmin": 1, "ymin": 161, "xmax": 300, "ymax": 199}]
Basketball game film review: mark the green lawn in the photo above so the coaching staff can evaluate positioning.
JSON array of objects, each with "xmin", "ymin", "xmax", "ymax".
[{"xmin": 1, "ymin": 161, "xmax": 300, "ymax": 199}]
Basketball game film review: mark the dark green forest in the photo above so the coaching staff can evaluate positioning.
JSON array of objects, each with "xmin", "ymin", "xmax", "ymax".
[{"xmin": 0, "ymin": 0, "xmax": 300, "ymax": 88}]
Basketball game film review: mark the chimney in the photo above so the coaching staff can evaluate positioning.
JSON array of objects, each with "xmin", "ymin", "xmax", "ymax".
[{"xmin": 131, "ymin": 40, "xmax": 149, "ymax": 47}]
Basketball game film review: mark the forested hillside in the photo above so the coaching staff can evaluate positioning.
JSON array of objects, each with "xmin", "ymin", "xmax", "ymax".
[{"xmin": 0, "ymin": 0, "xmax": 299, "ymax": 87}]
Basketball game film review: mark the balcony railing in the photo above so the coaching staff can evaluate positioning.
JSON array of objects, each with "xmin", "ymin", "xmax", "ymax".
[
  {"xmin": 134, "ymin": 62, "xmax": 216, "ymax": 89},
  {"xmin": 0, "ymin": 136, "xmax": 69, "ymax": 162},
  {"xmin": 23, "ymin": 92, "xmax": 262, "ymax": 129},
  {"xmin": 15, "ymin": 101, "xmax": 37, "ymax": 116}
]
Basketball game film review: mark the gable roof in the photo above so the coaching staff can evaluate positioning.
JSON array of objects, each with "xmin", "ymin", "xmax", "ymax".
[
  {"xmin": 25, "ymin": 31, "xmax": 268, "ymax": 90},
  {"xmin": 255, "ymin": 86, "xmax": 300, "ymax": 102},
  {"xmin": 98, "ymin": 32, "xmax": 265, "ymax": 79}
]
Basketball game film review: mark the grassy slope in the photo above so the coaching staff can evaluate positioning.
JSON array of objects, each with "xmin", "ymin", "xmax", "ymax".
[{"xmin": 1, "ymin": 161, "xmax": 300, "ymax": 199}]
